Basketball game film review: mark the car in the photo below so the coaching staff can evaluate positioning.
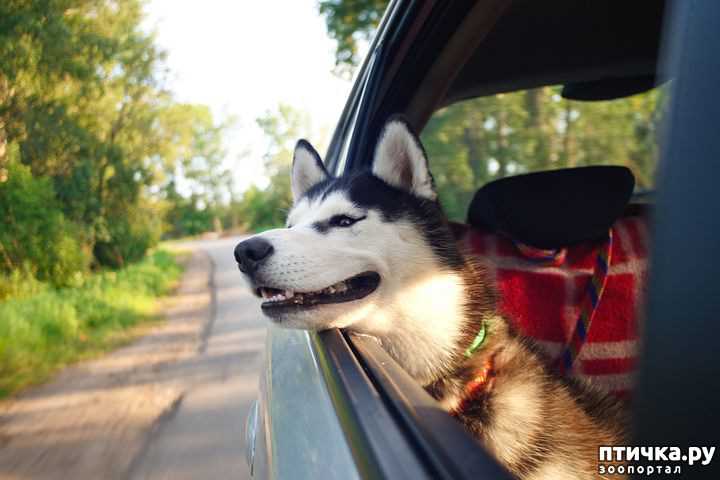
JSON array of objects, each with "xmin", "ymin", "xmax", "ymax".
[{"xmin": 245, "ymin": 1, "xmax": 720, "ymax": 478}]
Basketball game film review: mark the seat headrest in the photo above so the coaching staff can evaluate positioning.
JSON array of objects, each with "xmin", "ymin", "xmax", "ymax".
[{"xmin": 466, "ymin": 166, "xmax": 635, "ymax": 249}]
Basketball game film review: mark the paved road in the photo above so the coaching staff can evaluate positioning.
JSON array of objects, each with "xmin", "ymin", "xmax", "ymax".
[
  {"xmin": 0, "ymin": 237, "xmax": 262, "ymax": 480},
  {"xmin": 132, "ymin": 236, "xmax": 265, "ymax": 480}
]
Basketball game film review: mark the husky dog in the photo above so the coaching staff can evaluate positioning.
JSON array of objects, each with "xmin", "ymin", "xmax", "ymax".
[{"xmin": 235, "ymin": 117, "xmax": 626, "ymax": 479}]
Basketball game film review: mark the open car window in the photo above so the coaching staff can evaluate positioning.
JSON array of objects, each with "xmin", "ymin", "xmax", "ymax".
[{"xmin": 421, "ymin": 86, "xmax": 667, "ymax": 221}]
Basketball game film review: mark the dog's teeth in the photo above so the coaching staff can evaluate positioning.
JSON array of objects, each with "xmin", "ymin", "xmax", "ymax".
[
  {"xmin": 285, "ymin": 290, "xmax": 294, "ymax": 299},
  {"xmin": 315, "ymin": 281, "xmax": 349, "ymax": 296}
]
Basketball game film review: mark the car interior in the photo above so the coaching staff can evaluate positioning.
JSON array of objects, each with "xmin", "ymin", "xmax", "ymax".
[{"xmin": 356, "ymin": 1, "xmax": 665, "ymax": 400}]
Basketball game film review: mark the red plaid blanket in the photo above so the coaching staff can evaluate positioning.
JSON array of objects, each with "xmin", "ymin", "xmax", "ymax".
[{"xmin": 459, "ymin": 214, "xmax": 650, "ymax": 399}]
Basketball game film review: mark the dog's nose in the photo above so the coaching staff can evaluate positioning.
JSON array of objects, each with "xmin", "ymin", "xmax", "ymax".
[{"xmin": 234, "ymin": 237, "xmax": 274, "ymax": 274}]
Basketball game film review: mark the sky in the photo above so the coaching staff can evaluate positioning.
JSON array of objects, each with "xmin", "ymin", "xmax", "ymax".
[{"xmin": 143, "ymin": 1, "xmax": 355, "ymax": 192}]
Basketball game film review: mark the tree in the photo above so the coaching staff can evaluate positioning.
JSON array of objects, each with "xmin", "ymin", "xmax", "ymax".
[
  {"xmin": 0, "ymin": 0, "xmax": 118, "ymax": 169},
  {"xmin": 234, "ymin": 104, "xmax": 325, "ymax": 232},
  {"xmin": 1, "ymin": 0, "xmax": 170, "ymax": 266},
  {"xmin": 0, "ymin": 0, "xmax": 236, "ymax": 272},
  {"xmin": 318, "ymin": 0, "xmax": 388, "ymax": 74},
  {"xmin": 421, "ymin": 87, "xmax": 663, "ymax": 220},
  {"xmin": 0, "ymin": 146, "xmax": 87, "ymax": 286},
  {"xmin": 158, "ymin": 104, "xmax": 234, "ymax": 239},
  {"xmin": 158, "ymin": 104, "xmax": 234, "ymax": 207}
]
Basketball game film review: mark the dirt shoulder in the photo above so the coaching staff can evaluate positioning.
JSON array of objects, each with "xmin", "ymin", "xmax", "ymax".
[{"xmin": 0, "ymin": 249, "xmax": 214, "ymax": 480}]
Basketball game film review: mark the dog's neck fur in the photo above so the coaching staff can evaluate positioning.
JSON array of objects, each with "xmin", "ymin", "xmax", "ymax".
[{"xmin": 352, "ymin": 256, "xmax": 492, "ymax": 386}]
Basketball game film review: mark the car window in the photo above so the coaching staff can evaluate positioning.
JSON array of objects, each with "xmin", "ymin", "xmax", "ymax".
[{"xmin": 420, "ymin": 86, "xmax": 667, "ymax": 221}]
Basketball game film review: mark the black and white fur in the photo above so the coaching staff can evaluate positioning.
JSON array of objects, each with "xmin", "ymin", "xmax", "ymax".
[{"xmin": 235, "ymin": 117, "xmax": 627, "ymax": 479}]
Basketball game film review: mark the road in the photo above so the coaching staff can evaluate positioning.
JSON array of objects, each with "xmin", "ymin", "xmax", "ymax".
[
  {"xmin": 0, "ymin": 236, "xmax": 266, "ymax": 480},
  {"xmin": 131, "ymin": 236, "xmax": 264, "ymax": 480}
]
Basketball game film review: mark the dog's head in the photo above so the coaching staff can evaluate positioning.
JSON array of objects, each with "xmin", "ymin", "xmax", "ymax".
[{"xmin": 235, "ymin": 117, "xmax": 465, "ymax": 331}]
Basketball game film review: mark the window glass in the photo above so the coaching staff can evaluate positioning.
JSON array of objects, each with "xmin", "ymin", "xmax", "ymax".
[{"xmin": 421, "ymin": 86, "xmax": 666, "ymax": 221}]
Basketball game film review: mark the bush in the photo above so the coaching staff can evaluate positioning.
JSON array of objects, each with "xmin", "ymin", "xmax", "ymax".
[
  {"xmin": 163, "ymin": 195, "xmax": 215, "ymax": 238},
  {"xmin": 0, "ymin": 249, "xmax": 182, "ymax": 398},
  {"xmin": 0, "ymin": 266, "xmax": 47, "ymax": 301},
  {"xmin": 234, "ymin": 177, "xmax": 291, "ymax": 233},
  {"xmin": 93, "ymin": 201, "xmax": 164, "ymax": 268},
  {"xmin": 0, "ymin": 155, "xmax": 89, "ymax": 287}
]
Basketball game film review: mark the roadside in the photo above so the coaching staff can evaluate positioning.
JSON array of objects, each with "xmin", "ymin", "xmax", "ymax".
[
  {"xmin": 0, "ymin": 250, "xmax": 183, "ymax": 398},
  {"xmin": 0, "ymin": 249, "xmax": 214, "ymax": 479}
]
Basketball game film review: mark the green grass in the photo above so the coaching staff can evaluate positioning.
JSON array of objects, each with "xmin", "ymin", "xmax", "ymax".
[{"xmin": 0, "ymin": 250, "xmax": 184, "ymax": 399}]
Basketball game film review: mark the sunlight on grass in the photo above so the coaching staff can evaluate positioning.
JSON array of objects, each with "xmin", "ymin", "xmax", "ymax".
[{"xmin": 0, "ymin": 250, "xmax": 184, "ymax": 399}]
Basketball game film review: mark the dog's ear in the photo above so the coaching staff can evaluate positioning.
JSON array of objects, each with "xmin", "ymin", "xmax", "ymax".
[
  {"xmin": 372, "ymin": 117, "xmax": 436, "ymax": 200},
  {"xmin": 292, "ymin": 140, "xmax": 330, "ymax": 202}
]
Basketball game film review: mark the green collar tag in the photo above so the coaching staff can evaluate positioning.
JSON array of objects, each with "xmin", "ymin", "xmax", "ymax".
[{"xmin": 464, "ymin": 321, "xmax": 487, "ymax": 358}]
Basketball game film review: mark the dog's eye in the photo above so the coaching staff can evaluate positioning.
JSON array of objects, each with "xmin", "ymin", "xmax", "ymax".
[{"xmin": 329, "ymin": 215, "xmax": 362, "ymax": 228}]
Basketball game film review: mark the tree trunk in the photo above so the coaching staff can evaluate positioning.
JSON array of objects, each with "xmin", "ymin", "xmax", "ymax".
[
  {"xmin": 524, "ymin": 88, "xmax": 550, "ymax": 169},
  {"xmin": 0, "ymin": 74, "xmax": 12, "ymax": 173},
  {"xmin": 562, "ymin": 104, "xmax": 575, "ymax": 167},
  {"xmin": 496, "ymin": 106, "xmax": 509, "ymax": 178},
  {"xmin": 463, "ymin": 119, "xmax": 485, "ymax": 185},
  {"xmin": 524, "ymin": 88, "xmax": 542, "ymax": 129}
]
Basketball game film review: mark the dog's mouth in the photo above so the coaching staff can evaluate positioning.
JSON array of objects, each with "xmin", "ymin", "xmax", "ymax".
[{"xmin": 256, "ymin": 271, "xmax": 380, "ymax": 314}]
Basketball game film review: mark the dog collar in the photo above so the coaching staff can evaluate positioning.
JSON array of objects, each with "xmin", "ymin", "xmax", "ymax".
[
  {"xmin": 464, "ymin": 321, "xmax": 487, "ymax": 358},
  {"xmin": 451, "ymin": 354, "xmax": 497, "ymax": 416}
]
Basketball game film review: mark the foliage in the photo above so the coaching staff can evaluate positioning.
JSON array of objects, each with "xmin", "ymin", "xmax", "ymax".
[
  {"xmin": 0, "ymin": 3, "xmax": 228, "ymax": 401},
  {"xmin": 234, "ymin": 183, "xmax": 289, "ymax": 232},
  {"xmin": 0, "ymin": 267, "xmax": 47, "ymax": 302},
  {"xmin": 159, "ymin": 104, "xmax": 233, "ymax": 238},
  {"xmin": 0, "ymin": 2, "xmax": 235, "ymax": 396},
  {"xmin": 0, "ymin": 0, "xmax": 230, "ymax": 276},
  {"xmin": 93, "ymin": 199, "xmax": 164, "ymax": 268},
  {"xmin": 163, "ymin": 188, "xmax": 215, "ymax": 238},
  {"xmin": 0, "ymin": 151, "xmax": 88, "ymax": 287},
  {"xmin": 232, "ymin": 104, "xmax": 324, "ymax": 232},
  {"xmin": 318, "ymin": 0, "xmax": 388, "ymax": 73},
  {"xmin": 422, "ymin": 87, "xmax": 663, "ymax": 220},
  {"xmin": 0, "ymin": 249, "xmax": 182, "ymax": 398},
  {"xmin": 158, "ymin": 103, "xmax": 234, "ymax": 207}
]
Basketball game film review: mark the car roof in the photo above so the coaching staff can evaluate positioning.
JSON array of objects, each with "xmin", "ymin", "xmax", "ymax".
[
  {"xmin": 328, "ymin": 0, "xmax": 668, "ymax": 172},
  {"xmin": 446, "ymin": 0, "xmax": 667, "ymax": 104}
]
